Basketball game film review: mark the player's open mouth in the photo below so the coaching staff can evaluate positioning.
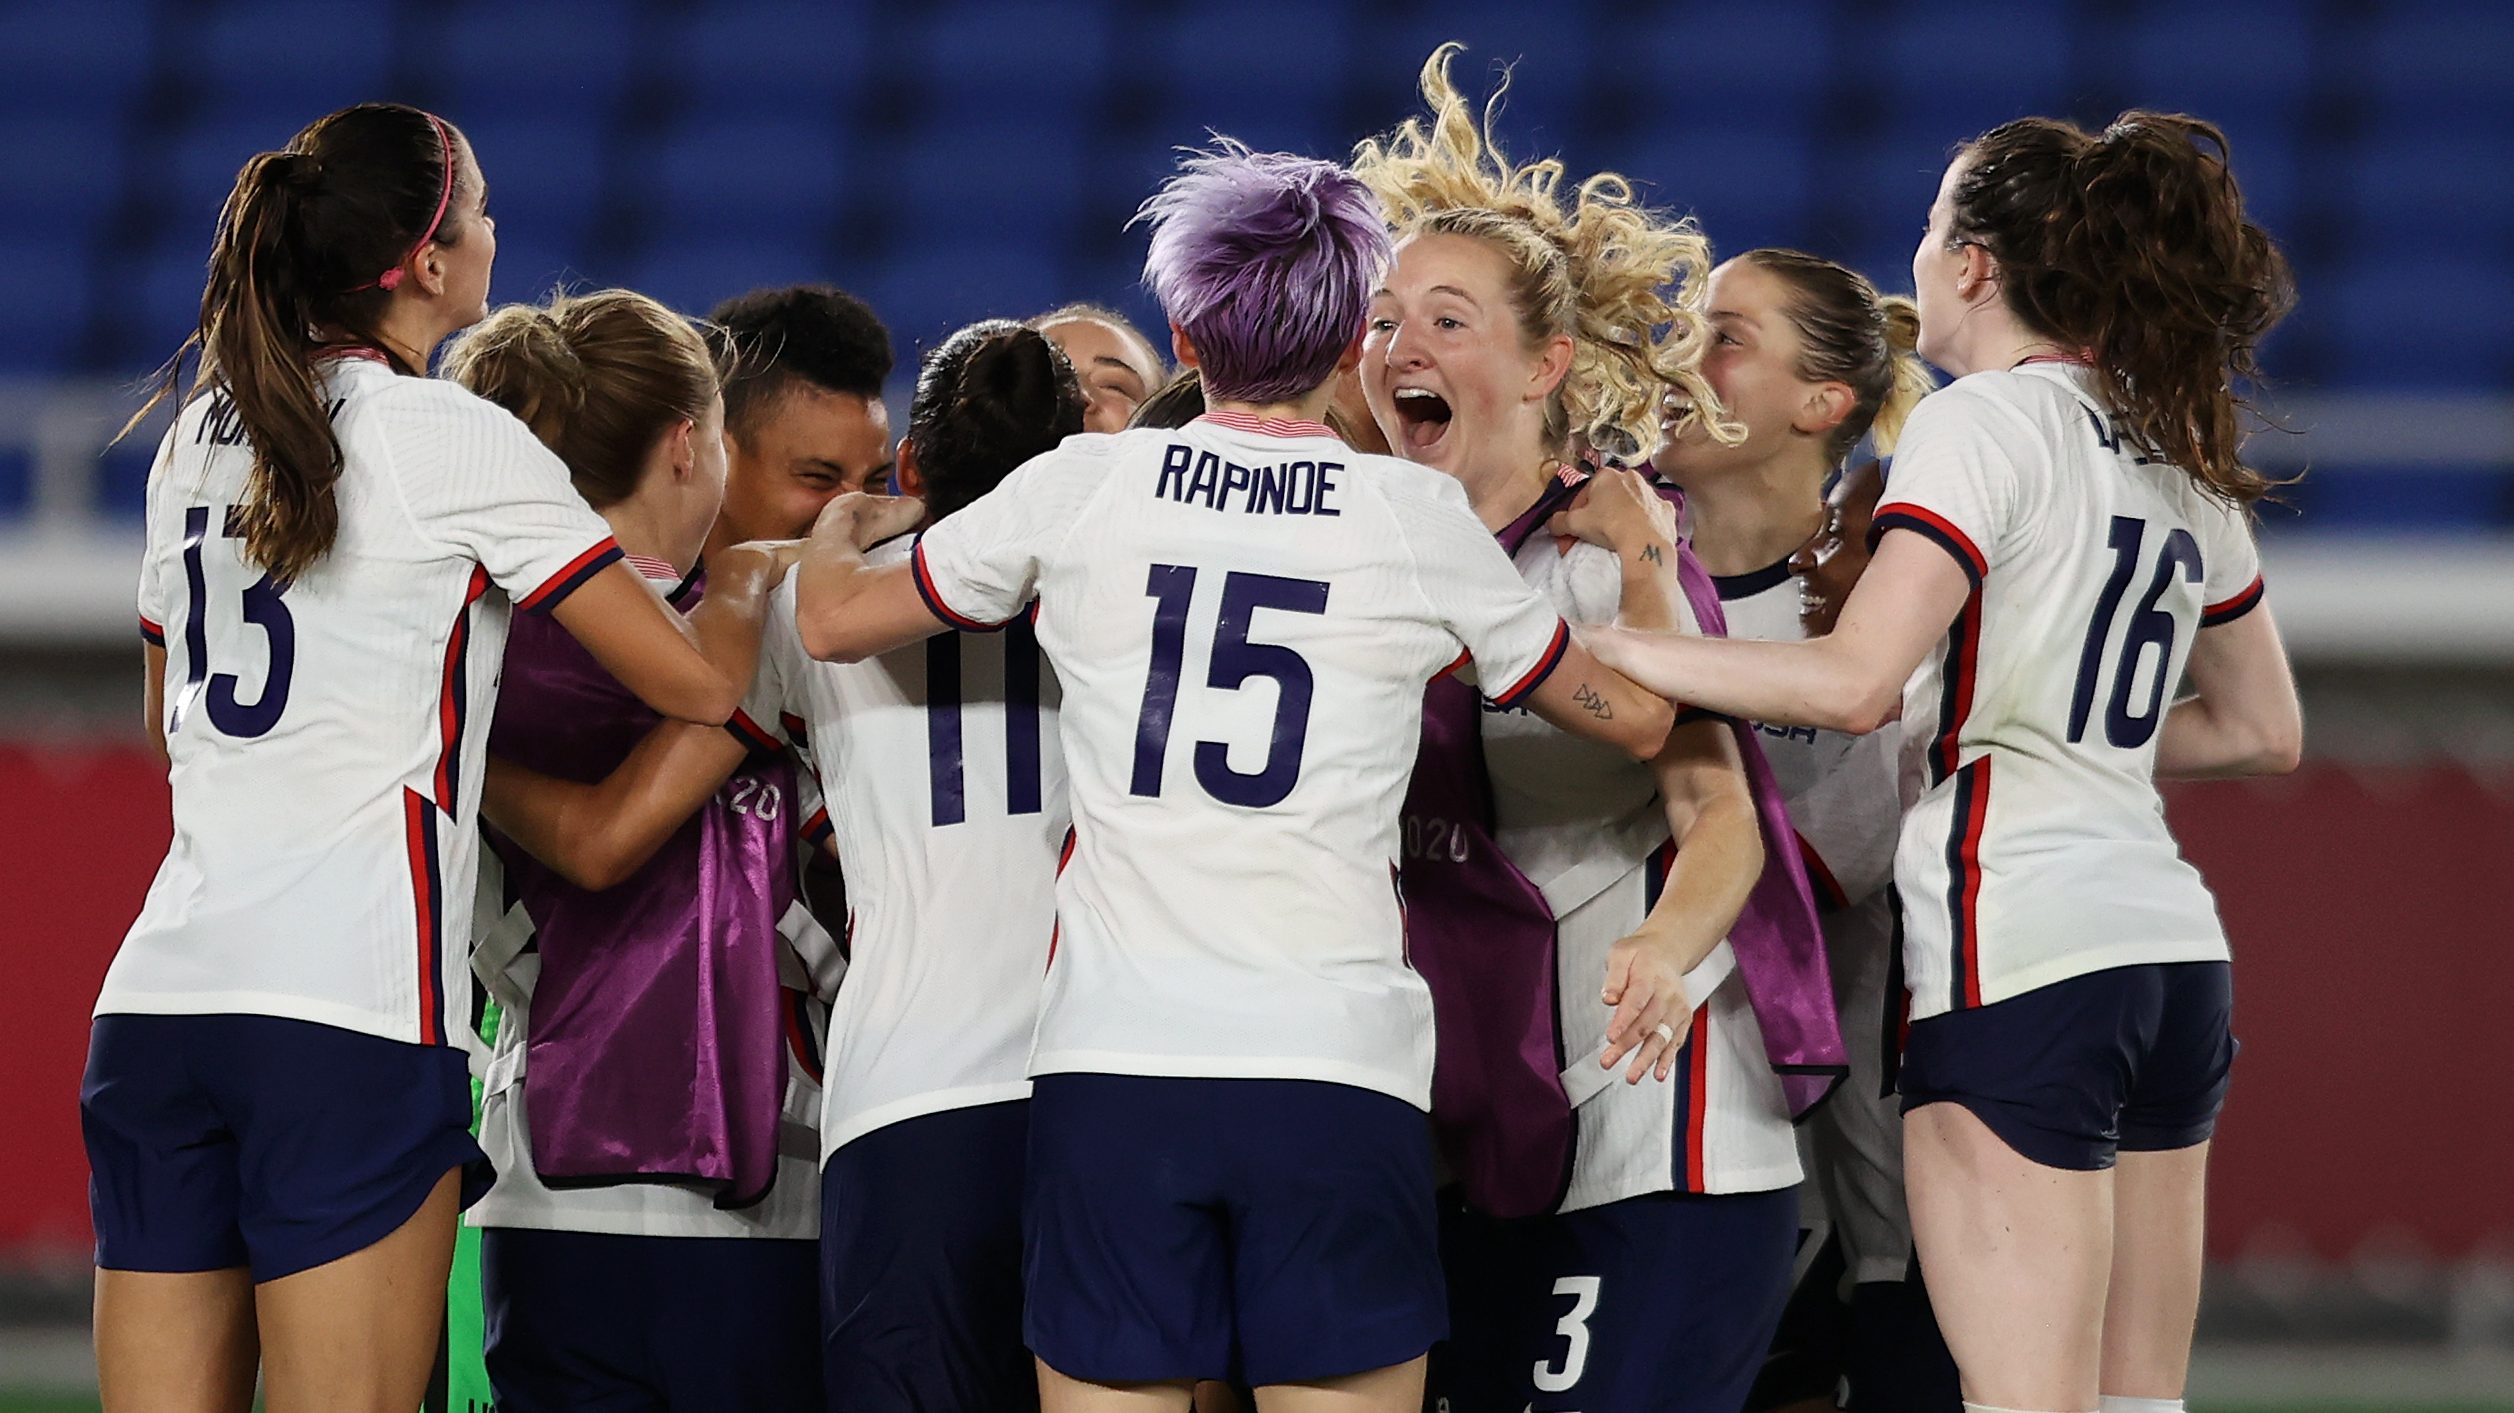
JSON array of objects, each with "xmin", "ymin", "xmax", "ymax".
[{"xmin": 1392, "ymin": 386, "xmax": 1454, "ymax": 456}]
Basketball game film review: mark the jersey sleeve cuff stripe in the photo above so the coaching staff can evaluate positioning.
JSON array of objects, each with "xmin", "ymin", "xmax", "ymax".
[
  {"xmin": 2201, "ymin": 574, "xmax": 2265, "ymax": 627},
  {"xmin": 138, "ymin": 615, "xmax": 164, "ymax": 646},
  {"xmin": 1489, "ymin": 619, "xmax": 1570, "ymax": 709},
  {"xmin": 725, "ymin": 709, "xmax": 782, "ymax": 754},
  {"xmin": 1871, "ymin": 505, "xmax": 1987, "ymax": 587},
  {"xmin": 910, "ymin": 541, "xmax": 1011, "ymax": 633},
  {"xmin": 519, "ymin": 538, "xmax": 624, "ymax": 613},
  {"xmin": 1794, "ymin": 828, "xmax": 1850, "ymax": 912}
]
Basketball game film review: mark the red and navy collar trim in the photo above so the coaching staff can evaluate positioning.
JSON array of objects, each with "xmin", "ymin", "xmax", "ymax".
[{"xmin": 1195, "ymin": 409, "xmax": 1338, "ymax": 441}]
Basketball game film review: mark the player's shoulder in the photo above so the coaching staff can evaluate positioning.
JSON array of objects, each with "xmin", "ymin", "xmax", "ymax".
[
  {"xmin": 1342, "ymin": 448, "xmax": 1475, "ymax": 516},
  {"xmin": 1913, "ymin": 368, "xmax": 2072, "ymax": 439},
  {"xmin": 340, "ymin": 372, "xmax": 545, "ymax": 463}
]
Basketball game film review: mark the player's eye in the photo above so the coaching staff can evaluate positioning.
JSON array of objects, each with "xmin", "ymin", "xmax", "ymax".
[
  {"xmin": 1367, "ymin": 317, "xmax": 1395, "ymax": 333},
  {"xmin": 1715, "ymin": 330, "xmax": 1742, "ymax": 347},
  {"xmin": 1435, "ymin": 316, "xmax": 1463, "ymax": 331}
]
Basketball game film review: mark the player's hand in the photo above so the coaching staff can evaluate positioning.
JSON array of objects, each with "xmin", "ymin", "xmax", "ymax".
[
  {"xmin": 809, "ymin": 491, "xmax": 926, "ymax": 549},
  {"xmin": 718, "ymin": 538, "xmax": 806, "ymax": 578},
  {"xmin": 1600, "ymin": 926, "xmax": 1696, "ymax": 1084},
  {"xmin": 1548, "ymin": 465, "xmax": 1678, "ymax": 557}
]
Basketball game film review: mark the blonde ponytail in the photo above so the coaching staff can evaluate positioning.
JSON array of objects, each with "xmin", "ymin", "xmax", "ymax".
[{"xmin": 1868, "ymin": 295, "xmax": 1934, "ymax": 456}]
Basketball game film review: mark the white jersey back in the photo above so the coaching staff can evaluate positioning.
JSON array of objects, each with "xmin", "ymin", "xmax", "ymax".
[
  {"xmin": 101, "ymin": 354, "xmax": 621, "ymax": 1044},
  {"xmin": 1483, "ymin": 534, "xmax": 1797, "ymax": 1207},
  {"xmin": 1874, "ymin": 364, "xmax": 2262, "ymax": 1020},
  {"xmin": 753, "ymin": 545, "xmax": 1069, "ymax": 1151},
  {"xmin": 912, "ymin": 412, "xmax": 1571, "ymax": 1108}
]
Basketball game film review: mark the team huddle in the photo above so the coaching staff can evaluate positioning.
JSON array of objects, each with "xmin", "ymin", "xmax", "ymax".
[{"xmin": 79, "ymin": 43, "xmax": 2304, "ymax": 1413}]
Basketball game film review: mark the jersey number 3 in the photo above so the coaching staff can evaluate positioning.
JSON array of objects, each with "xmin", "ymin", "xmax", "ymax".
[
  {"xmin": 1130, "ymin": 564, "xmax": 1331, "ymax": 809},
  {"xmin": 2066, "ymin": 514, "xmax": 2200, "ymax": 749},
  {"xmin": 170, "ymin": 504, "xmax": 296, "ymax": 738}
]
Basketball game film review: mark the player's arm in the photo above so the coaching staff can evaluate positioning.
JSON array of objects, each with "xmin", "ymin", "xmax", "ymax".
[
  {"xmin": 2157, "ymin": 602, "xmax": 2302, "ymax": 778},
  {"xmin": 1521, "ymin": 642, "xmax": 1677, "ymax": 762},
  {"xmin": 141, "ymin": 643, "xmax": 167, "ymax": 767},
  {"xmin": 793, "ymin": 492, "xmax": 946, "ymax": 663},
  {"xmin": 548, "ymin": 541, "xmax": 799, "ymax": 727},
  {"xmin": 1599, "ymin": 716, "xmax": 1762, "ymax": 1085},
  {"xmin": 482, "ymin": 721, "xmax": 756, "ymax": 891},
  {"xmin": 1585, "ymin": 531, "xmax": 1971, "ymax": 734}
]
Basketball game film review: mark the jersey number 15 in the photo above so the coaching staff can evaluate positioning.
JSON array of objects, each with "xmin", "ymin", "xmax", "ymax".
[{"xmin": 1131, "ymin": 564, "xmax": 1332, "ymax": 809}]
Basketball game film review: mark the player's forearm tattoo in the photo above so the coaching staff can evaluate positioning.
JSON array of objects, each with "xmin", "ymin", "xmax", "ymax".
[
  {"xmin": 1573, "ymin": 682, "xmax": 1613, "ymax": 719},
  {"xmin": 1637, "ymin": 543, "xmax": 1664, "ymax": 566}
]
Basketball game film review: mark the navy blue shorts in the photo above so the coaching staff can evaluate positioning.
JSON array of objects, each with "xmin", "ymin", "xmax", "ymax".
[
  {"xmin": 1431, "ymin": 1186, "xmax": 1797, "ymax": 1413},
  {"xmin": 821, "ymin": 1100, "xmax": 1034, "ymax": 1413},
  {"xmin": 1023, "ymin": 1074, "xmax": 1445, "ymax": 1388},
  {"xmin": 482, "ymin": 1227, "xmax": 820, "ymax": 1412},
  {"xmin": 82, "ymin": 1013, "xmax": 487, "ymax": 1283},
  {"xmin": 1899, "ymin": 961, "xmax": 2236, "ymax": 1172},
  {"xmin": 1750, "ymin": 1229, "xmax": 1959, "ymax": 1413}
]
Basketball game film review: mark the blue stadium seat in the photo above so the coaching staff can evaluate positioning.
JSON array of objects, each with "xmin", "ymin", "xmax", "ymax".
[
  {"xmin": 1876, "ymin": 0, "xmax": 2083, "ymax": 136},
  {"xmin": 662, "ymin": 0, "xmax": 874, "ymax": 118},
  {"xmin": 159, "ymin": 121, "xmax": 301, "ymax": 248},
  {"xmin": 460, "ymin": 115, "xmax": 610, "ymax": 255},
  {"xmin": 194, "ymin": 1, "xmax": 398, "ymax": 126},
  {"xmin": 1592, "ymin": 123, "xmax": 1818, "ymax": 257},
  {"xmin": 0, "ymin": 244, "xmax": 93, "ymax": 374},
  {"xmin": 1629, "ymin": 0, "xmax": 1842, "ymax": 120},
  {"xmin": 900, "ymin": 2, "xmax": 1115, "ymax": 112},
  {"xmin": 2121, "ymin": 4, "xmax": 2313, "ymax": 127},
  {"xmin": 97, "ymin": 433, "xmax": 156, "ymax": 517},
  {"xmin": 2343, "ymin": 124, "xmax": 2514, "ymax": 253},
  {"xmin": 644, "ymin": 116, "xmax": 851, "ymax": 244},
  {"xmin": 620, "ymin": 236, "xmax": 836, "ymax": 321},
  {"xmin": 0, "ymin": 116, "xmax": 130, "ymax": 244},
  {"xmin": 490, "ymin": 235, "xmax": 597, "ymax": 306},
  {"xmin": 857, "ymin": 240, "xmax": 1066, "ymax": 359},
  {"xmin": 2326, "ymin": 257, "xmax": 2514, "ymax": 391},
  {"xmin": 1146, "ymin": 1, "xmax": 1356, "ymax": 155},
  {"xmin": 0, "ymin": 0, "xmax": 156, "ymax": 117},
  {"xmin": 2355, "ymin": 1, "xmax": 2514, "ymax": 122},
  {"xmin": 883, "ymin": 121, "xmax": 1090, "ymax": 247},
  {"xmin": 433, "ymin": 0, "xmax": 639, "ymax": 117},
  {"xmin": 2291, "ymin": 467, "xmax": 2499, "ymax": 534},
  {"xmin": 0, "ymin": 445, "xmax": 32, "ymax": 520}
]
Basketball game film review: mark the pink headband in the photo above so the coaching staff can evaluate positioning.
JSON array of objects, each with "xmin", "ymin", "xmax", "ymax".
[{"xmin": 366, "ymin": 112, "xmax": 454, "ymax": 293}]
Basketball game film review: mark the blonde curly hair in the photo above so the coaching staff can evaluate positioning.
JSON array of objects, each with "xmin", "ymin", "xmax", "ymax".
[{"xmin": 1350, "ymin": 43, "xmax": 1740, "ymax": 463}]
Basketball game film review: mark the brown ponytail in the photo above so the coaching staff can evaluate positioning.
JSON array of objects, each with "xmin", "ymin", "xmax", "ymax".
[
  {"xmin": 444, "ymin": 290, "xmax": 722, "ymax": 508},
  {"xmin": 1737, "ymin": 249, "xmax": 1938, "ymax": 463},
  {"xmin": 907, "ymin": 320, "xmax": 1087, "ymax": 522},
  {"xmin": 128, "ymin": 103, "xmax": 475, "ymax": 582},
  {"xmin": 1950, "ymin": 111, "xmax": 2295, "ymax": 505}
]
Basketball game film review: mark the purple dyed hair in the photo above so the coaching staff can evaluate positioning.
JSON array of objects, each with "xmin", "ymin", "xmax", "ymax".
[{"xmin": 1135, "ymin": 140, "xmax": 1392, "ymax": 405}]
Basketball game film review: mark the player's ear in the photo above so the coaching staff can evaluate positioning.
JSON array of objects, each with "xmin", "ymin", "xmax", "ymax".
[
  {"xmin": 1955, "ymin": 241, "xmax": 2000, "ymax": 305},
  {"xmin": 895, "ymin": 437, "xmax": 926, "ymax": 498},
  {"xmin": 1525, "ymin": 331, "xmax": 1575, "ymax": 406},
  {"xmin": 1170, "ymin": 322, "xmax": 1201, "ymax": 372},
  {"xmin": 1794, "ymin": 382, "xmax": 1855, "ymax": 439},
  {"xmin": 662, "ymin": 417, "xmax": 697, "ymax": 483}
]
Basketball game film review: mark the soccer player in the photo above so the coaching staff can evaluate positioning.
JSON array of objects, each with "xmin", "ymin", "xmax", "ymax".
[
  {"xmin": 793, "ymin": 141, "xmax": 1674, "ymax": 1413},
  {"xmin": 1585, "ymin": 114, "xmax": 2304, "ymax": 1413},
  {"xmin": 1350, "ymin": 48, "xmax": 1812, "ymax": 1413},
  {"xmin": 1034, "ymin": 301, "xmax": 1166, "ymax": 433},
  {"xmin": 707, "ymin": 284, "xmax": 898, "ymax": 550},
  {"xmin": 82, "ymin": 105, "xmax": 773, "ymax": 1413},
  {"xmin": 466, "ymin": 318, "xmax": 1087, "ymax": 1412},
  {"xmin": 1653, "ymin": 250, "xmax": 1956, "ymax": 1412},
  {"xmin": 439, "ymin": 289, "xmax": 827, "ymax": 1412}
]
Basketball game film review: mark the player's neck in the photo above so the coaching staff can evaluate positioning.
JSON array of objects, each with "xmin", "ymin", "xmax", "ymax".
[
  {"xmin": 1208, "ymin": 389, "xmax": 1335, "ymax": 427},
  {"xmin": 603, "ymin": 497, "xmax": 704, "ymax": 579},
  {"xmin": 1454, "ymin": 445, "xmax": 1559, "ymax": 534},
  {"xmin": 1682, "ymin": 455, "xmax": 1826, "ymax": 578}
]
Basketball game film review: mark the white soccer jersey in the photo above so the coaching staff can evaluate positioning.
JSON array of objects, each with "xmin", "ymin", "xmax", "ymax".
[
  {"xmin": 749, "ymin": 543, "xmax": 1070, "ymax": 1153},
  {"xmin": 912, "ymin": 411, "xmax": 1571, "ymax": 1109},
  {"xmin": 1720, "ymin": 562, "xmax": 1912, "ymax": 1281},
  {"xmin": 1876, "ymin": 364, "xmax": 2262, "ymax": 1022},
  {"xmin": 1482, "ymin": 534, "xmax": 1799, "ymax": 1207},
  {"xmin": 100, "ymin": 354, "xmax": 622, "ymax": 1044}
]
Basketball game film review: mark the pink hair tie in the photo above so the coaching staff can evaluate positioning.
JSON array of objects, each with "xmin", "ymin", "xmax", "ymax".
[{"xmin": 365, "ymin": 111, "xmax": 455, "ymax": 293}]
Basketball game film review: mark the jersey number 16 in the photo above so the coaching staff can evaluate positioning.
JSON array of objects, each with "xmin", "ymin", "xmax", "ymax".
[{"xmin": 2066, "ymin": 514, "xmax": 2200, "ymax": 750}]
